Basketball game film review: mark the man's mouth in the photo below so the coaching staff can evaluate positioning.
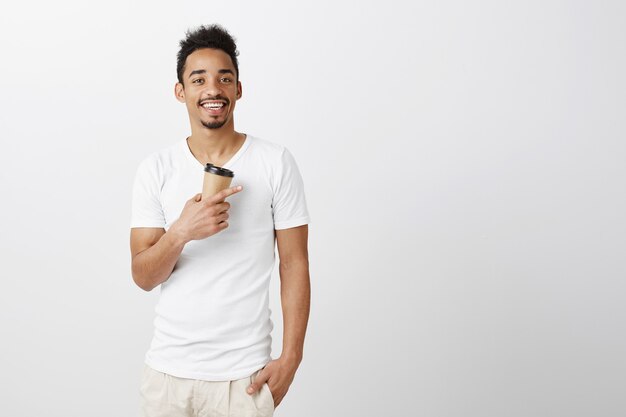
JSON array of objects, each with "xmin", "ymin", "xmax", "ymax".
[{"xmin": 200, "ymin": 100, "xmax": 228, "ymax": 115}]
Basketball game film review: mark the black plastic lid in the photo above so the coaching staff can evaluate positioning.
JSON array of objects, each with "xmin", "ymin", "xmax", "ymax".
[{"xmin": 204, "ymin": 163, "xmax": 235, "ymax": 177}]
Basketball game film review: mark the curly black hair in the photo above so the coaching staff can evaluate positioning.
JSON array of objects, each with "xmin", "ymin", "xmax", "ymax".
[{"xmin": 176, "ymin": 24, "xmax": 240, "ymax": 85}]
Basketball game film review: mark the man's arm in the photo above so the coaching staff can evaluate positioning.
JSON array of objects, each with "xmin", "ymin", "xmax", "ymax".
[
  {"xmin": 246, "ymin": 224, "xmax": 310, "ymax": 408},
  {"xmin": 130, "ymin": 186, "xmax": 243, "ymax": 292},
  {"xmin": 130, "ymin": 227, "xmax": 184, "ymax": 291},
  {"xmin": 277, "ymin": 225, "xmax": 311, "ymax": 364}
]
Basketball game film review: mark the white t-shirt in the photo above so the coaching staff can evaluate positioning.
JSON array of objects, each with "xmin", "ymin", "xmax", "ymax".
[{"xmin": 131, "ymin": 135, "xmax": 310, "ymax": 381}]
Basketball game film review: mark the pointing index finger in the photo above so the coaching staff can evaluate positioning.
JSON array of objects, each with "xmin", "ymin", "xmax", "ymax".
[{"xmin": 209, "ymin": 185, "xmax": 243, "ymax": 203}]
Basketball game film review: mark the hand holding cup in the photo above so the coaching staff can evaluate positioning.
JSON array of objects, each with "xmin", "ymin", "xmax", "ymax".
[{"xmin": 170, "ymin": 185, "xmax": 242, "ymax": 243}]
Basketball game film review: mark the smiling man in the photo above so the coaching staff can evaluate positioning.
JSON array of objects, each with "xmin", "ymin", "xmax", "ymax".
[{"xmin": 130, "ymin": 25, "xmax": 310, "ymax": 417}]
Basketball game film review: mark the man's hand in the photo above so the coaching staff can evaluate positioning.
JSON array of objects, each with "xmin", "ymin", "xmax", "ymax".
[
  {"xmin": 246, "ymin": 356, "xmax": 300, "ymax": 409},
  {"xmin": 169, "ymin": 185, "xmax": 243, "ymax": 243}
]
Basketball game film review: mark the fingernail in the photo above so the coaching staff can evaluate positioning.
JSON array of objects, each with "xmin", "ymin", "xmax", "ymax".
[{"xmin": 247, "ymin": 387, "xmax": 254, "ymax": 394}]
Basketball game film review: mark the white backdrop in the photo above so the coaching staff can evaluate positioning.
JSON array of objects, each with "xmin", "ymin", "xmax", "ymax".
[{"xmin": 1, "ymin": 1, "xmax": 625, "ymax": 416}]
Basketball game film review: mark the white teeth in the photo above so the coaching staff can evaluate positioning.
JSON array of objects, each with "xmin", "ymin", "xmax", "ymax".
[{"xmin": 202, "ymin": 102, "xmax": 225, "ymax": 109}]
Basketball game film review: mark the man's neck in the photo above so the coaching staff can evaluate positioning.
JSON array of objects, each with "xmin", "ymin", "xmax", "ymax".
[{"xmin": 187, "ymin": 129, "xmax": 246, "ymax": 167}]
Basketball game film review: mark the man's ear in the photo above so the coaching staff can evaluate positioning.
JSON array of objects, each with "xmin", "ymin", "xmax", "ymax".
[
  {"xmin": 236, "ymin": 80, "xmax": 243, "ymax": 100},
  {"xmin": 174, "ymin": 82, "xmax": 186, "ymax": 103}
]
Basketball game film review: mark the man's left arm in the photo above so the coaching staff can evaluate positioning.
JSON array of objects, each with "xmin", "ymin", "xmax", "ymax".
[{"xmin": 246, "ymin": 225, "xmax": 310, "ymax": 408}]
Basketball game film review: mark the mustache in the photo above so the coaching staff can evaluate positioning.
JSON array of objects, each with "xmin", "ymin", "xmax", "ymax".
[{"xmin": 198, "ymin": 96, "xmax": 230, "ymax": 105}]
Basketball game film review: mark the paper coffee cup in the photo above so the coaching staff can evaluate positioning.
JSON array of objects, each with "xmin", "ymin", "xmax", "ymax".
[{"xmin": 202, "ymin": 163, "xmax": 235, "ymax": 199}]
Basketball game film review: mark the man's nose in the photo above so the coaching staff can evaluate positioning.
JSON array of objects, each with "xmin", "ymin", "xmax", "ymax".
[{"xmin": 202, "ymin": 78, "xmax": 221, "ymax": 96}]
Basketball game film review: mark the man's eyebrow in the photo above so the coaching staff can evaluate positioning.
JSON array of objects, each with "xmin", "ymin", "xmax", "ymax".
[
  {"xmin": 188, "ymin": 69, "xmax": 235, "ymax": 78},
  {"xmin": 188, "ymin": 69, "xmax": 206, "ymax": 78}
]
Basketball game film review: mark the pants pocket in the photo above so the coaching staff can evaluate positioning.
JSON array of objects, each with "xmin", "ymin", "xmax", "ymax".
[{"xmin": 263, "ymin": 382, "xmax": 275, "ymax": 413}]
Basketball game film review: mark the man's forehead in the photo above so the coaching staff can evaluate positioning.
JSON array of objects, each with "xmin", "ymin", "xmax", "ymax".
[{"xmin": 185, "ymin": 48, "xmax": 235, "ymax": 73}]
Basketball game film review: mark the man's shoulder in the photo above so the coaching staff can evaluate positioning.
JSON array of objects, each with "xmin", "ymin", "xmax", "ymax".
[{"xmin": 247, "ymin": 135, "xmax": 287, "ymax": 158}]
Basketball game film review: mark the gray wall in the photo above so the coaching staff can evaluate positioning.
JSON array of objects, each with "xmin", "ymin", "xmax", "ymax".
[{"xmin": 1, "ymin": 0, "xmax": 624, "ymax": 416}]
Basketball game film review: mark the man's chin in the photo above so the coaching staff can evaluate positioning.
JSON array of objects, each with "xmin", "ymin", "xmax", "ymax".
[{"xmin": 201, "ymin": 120, "xmax": 227, "ymax": 129}]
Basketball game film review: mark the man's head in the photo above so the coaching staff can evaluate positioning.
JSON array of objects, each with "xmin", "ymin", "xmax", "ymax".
[
  {"xmin": 177, "ymin": 24, "xmax": 240, "ymax": 85},
  {"xmin": 175, "ymin": 25, "xmax": 242, "ymax": 131}
]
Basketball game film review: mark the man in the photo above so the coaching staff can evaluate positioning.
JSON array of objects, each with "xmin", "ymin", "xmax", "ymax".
[{"xmin": 130, "ymin": 24, "xmax": 310, "ymax": 417}]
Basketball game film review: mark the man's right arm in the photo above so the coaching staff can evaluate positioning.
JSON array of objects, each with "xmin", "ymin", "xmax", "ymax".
[
  {"xmin": 130, "ymin": 226, "xmax": 186, "ymax": 292},
  {"xmin": 130, "ymin": 186, "xmax": 243, "ymax": 292}
]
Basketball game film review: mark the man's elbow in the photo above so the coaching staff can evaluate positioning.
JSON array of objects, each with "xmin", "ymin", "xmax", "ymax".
[
  {"xmin": 132, "ymin": 275, "xmax": 154, "ymax": 292},
  {"xmin": 131, "ymin": 265, "xmax": 157, "ymax": 292},
  {"xmin": 279, "ymin": 256, "xmax": 310, "ymax": 271}
]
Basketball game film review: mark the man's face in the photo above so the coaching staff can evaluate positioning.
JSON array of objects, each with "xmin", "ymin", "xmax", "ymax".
[{"xmin": 175, "ymin": 48, "xmax": 242, "ymax": 130}]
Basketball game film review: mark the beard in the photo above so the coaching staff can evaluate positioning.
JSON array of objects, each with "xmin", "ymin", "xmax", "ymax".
[{"xmin": 201, "ymin": 119, "xmax": 227, "ymax": 129}]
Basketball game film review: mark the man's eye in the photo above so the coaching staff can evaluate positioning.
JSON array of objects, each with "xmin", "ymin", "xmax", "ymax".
[
  {"xmin": 192, "ymin": 79, "xmax": 203, "ymax": 84},
  {"xmin": 221, "ymin": 77, "xmax": 232, "ymax": 83}
]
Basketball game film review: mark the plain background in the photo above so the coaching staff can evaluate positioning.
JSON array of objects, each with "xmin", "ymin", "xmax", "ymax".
[{"xmin": 1, "ymin": 0, "xmax": 625, "ymax": 416}]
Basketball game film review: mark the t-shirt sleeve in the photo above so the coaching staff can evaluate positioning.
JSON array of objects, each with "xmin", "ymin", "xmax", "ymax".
[
  {"xmin": 130, "ymin": 155, "xmax": 166, "ymax": 228},
  {"xmin": 272, "ymin": 148, "xmax": 310, "ymax": 230}
]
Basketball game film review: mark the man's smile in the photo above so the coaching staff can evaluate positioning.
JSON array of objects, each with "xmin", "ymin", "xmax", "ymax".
[{"xmin": 200, "ymin": 99, "xmax": 228, "ymax": 116}]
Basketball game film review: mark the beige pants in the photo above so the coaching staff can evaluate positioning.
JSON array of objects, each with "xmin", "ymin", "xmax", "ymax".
[{"xmin": 140, "ymin": 364, "xmax": 275, "ymax": 417}]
